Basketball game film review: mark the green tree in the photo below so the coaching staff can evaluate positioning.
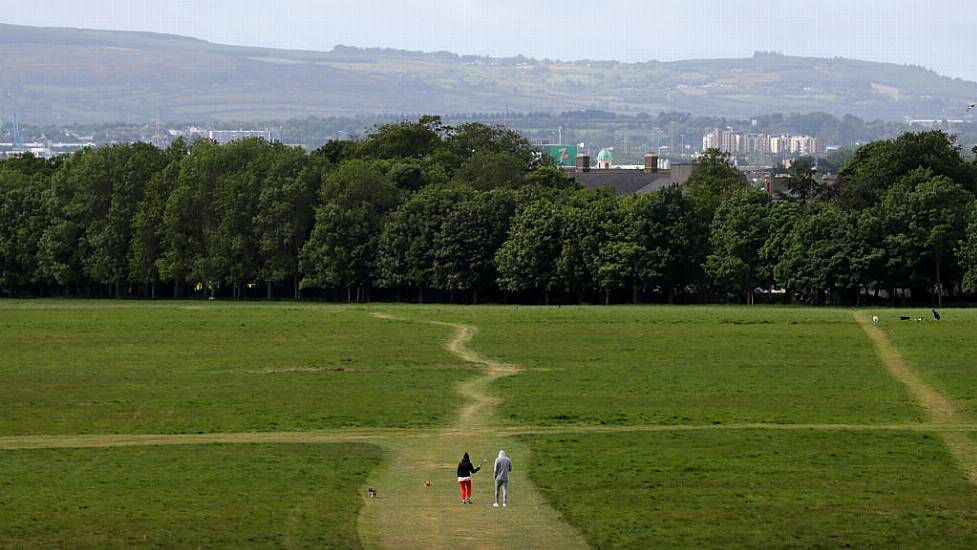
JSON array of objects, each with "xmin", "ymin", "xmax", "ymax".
[
  {"xmin": 452, "ymin": 151, "xmax": 526, "ymax": 191},
  {"xmin": 0, "ymin": 155, "xmax": 57, "ymax": 293},
  {"xmin": 376, "ymin": 185, "xmax": 464, "ymax": 301},
  {"xmin": 130, "ymin": 139, "xmax": 187, "ymax": 298},
  {"xmin": 782, "ymin": 157, "xmax": 826, "ymax": 205},
  {"xmin": 704, "ymin": 187, "xmax": 771, "ymax": 304},
  {"xmin": 960, "ymin": 202, "xmax": 977, "ymax": 295},
  {"xmin": 837, "ymin": 131, "xmax": 976, "ymax": 211},
  {"xmin": 593, "ymin": 196, "xmax": 643, "ymax": 304},
  {"xmin": 357, "ymin": 116, "xmax": 444, "ymax": 160},
  {"xmin": 301, "ymin": 159, "xmax": 399, "ymax": 301},
  {"xmin": 685, "ymin": 149, "xmax": 746, "ymax": 220},
  {"xmin": 432, "ymin": 190, "xmax": 515, "ymax": 303},
  {"xmin": 774, "ymin": 205, "xmax": 854, "ymax": 304},
  {"xmin": 881, "ymin": 169, "xmax": 973, "ymax": 306},
  {"xmin": 444, "ymin": 122, "xmax": 545, "ymax": 170},
  {"xmin": 634, "ymin": 186, "xmax": 705, "ymax": 303},
  {"xmin": 254, "ymin": 143, "xmax": 318, "ymax": 299},
  {"xmin": 496, "ymin": 199, "xmax": 565, "ymax": 304}
]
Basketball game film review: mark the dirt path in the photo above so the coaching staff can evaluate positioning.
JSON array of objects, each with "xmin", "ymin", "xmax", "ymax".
[
  {"xmin": 855, "ymin": 312, "xmax": 977, "ymax": 485},
  {"xmin": 7, "ymin": 423, "xmax": 977, "ymax": 451},
  {"xmin": 357, "ymin": 312, "xmax": 589, "ymax": 550}
]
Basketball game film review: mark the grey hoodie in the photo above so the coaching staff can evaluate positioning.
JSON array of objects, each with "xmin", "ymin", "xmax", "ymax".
[{"xmin": 493, "ymin": 450, "xmax": 512, "ymax": 481}]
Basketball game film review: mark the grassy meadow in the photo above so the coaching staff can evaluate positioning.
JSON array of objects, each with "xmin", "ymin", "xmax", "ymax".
[
  {"xmin": 876, "ymin": 308, "xmax": 977, "ymax": 422},
  {"xmin": 523, "ymin": 430, "xmax": 977, "ymax": 548},
  {"xmin": 1, "ymin": 301, "xmax": 976, "ymax": 548},
  {"xmin": 396, "ymin": 306, "xmax": 923, "ymax": 426},
  {"xmin": 0, "ymin": 442, "xmax": 381, "ymax": 549},
  {"xmin": 0, "ymin": 302, "xmax": 470, "ymax": 435}
]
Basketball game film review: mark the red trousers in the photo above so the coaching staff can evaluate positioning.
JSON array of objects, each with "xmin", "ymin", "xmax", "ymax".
[{"xmin": 459, "ymin": 479, "xmax": 472, "ymax": 501}]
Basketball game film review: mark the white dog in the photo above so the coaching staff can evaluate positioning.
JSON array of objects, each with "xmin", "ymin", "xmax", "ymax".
[{"xmin": 872, "ymin": 315, "xmax": 879, "ymax": 325}]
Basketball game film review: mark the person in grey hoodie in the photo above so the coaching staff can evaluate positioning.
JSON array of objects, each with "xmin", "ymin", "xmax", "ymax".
[{"xmin": 493, "ymin": 449, "xmax": 513, "ymax": 507}]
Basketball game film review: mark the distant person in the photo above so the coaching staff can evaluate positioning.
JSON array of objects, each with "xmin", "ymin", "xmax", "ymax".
[
  {"xmin": 493, "ymin": 449, "xmax": 513, "ymax": 508},
  {"xmin": 456, "ymin": 452, "xmax": 480, "ymax": 504}
]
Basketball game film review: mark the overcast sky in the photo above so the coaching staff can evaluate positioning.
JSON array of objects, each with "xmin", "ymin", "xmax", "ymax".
[{"xmin": 3, "ymin": 0, "xmax": 976, "ymax": 80}]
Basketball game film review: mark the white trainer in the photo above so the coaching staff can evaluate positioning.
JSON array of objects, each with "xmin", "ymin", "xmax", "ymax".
[{"xmin": 493, "ymin": 503, "xmax": 499, "ymax": 507}]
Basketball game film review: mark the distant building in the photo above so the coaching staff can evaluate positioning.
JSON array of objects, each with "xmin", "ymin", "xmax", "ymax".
[
  {"xmin": 702, "ymin": 128, "xmax": 722, "ymax": 151},
  {"xmin": 565, "ymin": 151, "xmax": 695, "ymax": 194},
  {"xmin": 703, "ymin": 128, "xmax": 825, "ymax": 157},
  {"xmin": 207, "ymin": 129, "xmax": 282, "ymax": 144}
]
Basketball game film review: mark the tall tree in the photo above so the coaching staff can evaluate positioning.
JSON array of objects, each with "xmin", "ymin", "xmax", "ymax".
[
  {"xmin": 496, "ymin": 199, "xmax": 565, "ymax": 304},
  {"xmin": 685, "ymin": 149, "xmax": 746, "ymax": 228},
  {"xmin": 432, "ymin": 190, "xmax": 515, "ymax": 303},
  {"xmin": 881, "ymin": 169, "xmax": 973, "ymax": 306},
  {"xmin": 705, "ymin": 187, "xmax": 771, "ymax": 304},
  {"xmin": 634, "ymin": 186, "xmax": 707, "ymax": 303},
  {"xmin": 376, "ymin": 185, "xmax": 464, "ymax": 301},
  {"xmin": 254, "ymin": 143, "xmax": 318, "ymax": 299},
  {"xmin": 774, "ymin": 205, "xmax": 854, "ymax": 304},
  {"xmin": 301, "ymin": 160, "xmax": 399, "ymax": 301}
]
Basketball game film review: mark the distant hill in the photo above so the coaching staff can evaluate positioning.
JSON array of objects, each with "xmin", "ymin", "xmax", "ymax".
[{"xmin": 2, "ymin": 23, "xmax": 976, "ymax": 124}]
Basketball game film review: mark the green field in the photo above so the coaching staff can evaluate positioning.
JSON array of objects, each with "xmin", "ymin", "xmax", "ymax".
[
  {"xmin": 1, "ymin": 301, "xmax": 976, "ymax": 548},
  {"xmin": 0, "ymin": 303, "xmax": 470, "ymax": 435},
  {"xmin": 524, "ymin": 430, "xmax": 977, "ymax": 548},
  {"xmin": 877, "ymin": 309, "xmax": 977, "ymax": 422},
  {"xmin": 427, "ymin": 306, "xmax": 923, "ymax": 426},
  {"xmin": 0, "ymin": 443, "xmax": 381, "ymax": 549}
]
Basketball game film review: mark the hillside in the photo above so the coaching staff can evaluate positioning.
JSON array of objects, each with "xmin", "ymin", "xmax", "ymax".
[{"xmin": 1, "ymin": 23, "xmax": 976, "ymax": 124}]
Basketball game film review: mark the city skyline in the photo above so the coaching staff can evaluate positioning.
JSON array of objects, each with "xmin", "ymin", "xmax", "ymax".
[{"xmin": 2, "ymin": 0, "xmax": 976, "ymax": 80}]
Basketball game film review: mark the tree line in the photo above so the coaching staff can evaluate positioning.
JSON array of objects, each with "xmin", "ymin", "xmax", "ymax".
[{"xmin": 2, "ymin": 117, "xmax": 977, "ymax": 305}]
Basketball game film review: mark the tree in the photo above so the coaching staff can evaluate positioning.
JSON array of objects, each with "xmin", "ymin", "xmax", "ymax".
[
  {"xmin": 781, "ymin": 157, "xmax": 825, "ymax": 205},
  {"xmin": 444, "ymin": 122, "xmax": 544, "ymax": 170},
  {"xmin": 376, "ymin": 185, "xmax": 465, "ymax": 301},
  {"xmin": 881, "ymin": 169, "xmax": 973, "ymax": 306},
  {"xmin": 960, "ymin": 202, "xmax": 977, "ymax": 295},
  {"xmin": 432, "ymin": 190, "xmax": 515, "ymax": 303},
  {"xmin": 758, "ymin": 200, "xmax": 801, "ymax": 295},
  {"xmin": 633, "ymin": 185, "xmax": 705, "ymax": 303},
  {"xmin": 357, "ymin": 115, "xmax": 444, "ymax": 160},
  {"xmin": 837, "ymin": 131, "xmax": 976, "ymax": 211},
  {"xmin": 254, "ymin": 143, "xmax": 318, "ymax": 299},
  {"xmin": 496, "ymin": 199, "xmax": 565, "ymax": 304},
  {"xmin": 452, "ymin": 152, "xmax": 526, "ymax": 191},
  {"xmin": 301, "ymin": 159, "xmax": 399, "ymax": 301},
  {"xmin": 704, "ymin": 188, "xmax": 771, "ymax": 304},
  {"xmin": 774, "ymin": 205, "xmax": 854, "ymax": 304},
  {"xmin": 130, "ymin": 139, "xmax": 186, "ymax": 298},
  {"xmin": 300, "ymin": 204, "xmax": 379, "ymax": 302},
  {"xmin": 685, "ymin": 149, "xmax": 746, "ymax": 220},
  {"xmin": 0, "ymin": 155, "xmax": 56, "ymax": 293}
]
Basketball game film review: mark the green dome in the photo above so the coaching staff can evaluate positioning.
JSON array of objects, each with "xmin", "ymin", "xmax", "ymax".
[{"xmin": 596, "ymin": 148, "xmax": 613, "ymax": 161}]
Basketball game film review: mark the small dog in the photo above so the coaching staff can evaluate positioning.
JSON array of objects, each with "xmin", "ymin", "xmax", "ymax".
[
  {"xmin": 872, "ymin": 315, "xmax": 879, "ymax": 325},
  {"xmin": 368, "ymin": 488, "xmax": 377, "ymax": 498},
  {"xmin": 423, "ymin": 480, "xmax": 432, "ymax": 487}
]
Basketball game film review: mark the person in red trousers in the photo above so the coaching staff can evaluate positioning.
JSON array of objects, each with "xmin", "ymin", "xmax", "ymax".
[{"xmin": 456, "ymin": 452, "xmax": 481, "ymax": 504}]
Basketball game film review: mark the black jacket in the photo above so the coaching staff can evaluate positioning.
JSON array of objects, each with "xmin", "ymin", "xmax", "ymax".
[{"xmin": 457, "ymin": 459, "xmax": 480, "ymax": 478}]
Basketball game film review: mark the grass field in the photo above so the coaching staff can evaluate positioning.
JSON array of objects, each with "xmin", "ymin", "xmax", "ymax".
[
  {"xmin": 0, "ymin": 442, "xmax": 381, "ymax": 549},
  {"xmin": 0, "ymin": 302, "xmax": 470, "ymax": 435},
  {"xmin": 523, "ymin": 430, "xmax": 977, "ymax": 548},
  {"xmin": 1, "ymin": 301, "xmax": 976, "ymax": 548},
  {"xmin": 395, "ymin": 306, "xmax": 923, "ymax": 427},
  {"xmin": 877, "ymin": 308, "xmax": 977, "ymax": 422}
]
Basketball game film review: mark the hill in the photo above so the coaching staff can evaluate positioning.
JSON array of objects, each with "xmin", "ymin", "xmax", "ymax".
[{"xmin": 1, "ymin": 23, "xmax": 976, "ymax": 124}]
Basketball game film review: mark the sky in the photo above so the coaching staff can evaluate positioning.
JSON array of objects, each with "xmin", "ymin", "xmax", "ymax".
[{"xmin": 3, "ymin": 0, "xmax": 976, "ymax": 80}]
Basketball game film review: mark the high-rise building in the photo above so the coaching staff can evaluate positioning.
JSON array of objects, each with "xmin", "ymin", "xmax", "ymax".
[{"xmin": 702, "ymin": 128, "xmax": 722, "ymax": 151}]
